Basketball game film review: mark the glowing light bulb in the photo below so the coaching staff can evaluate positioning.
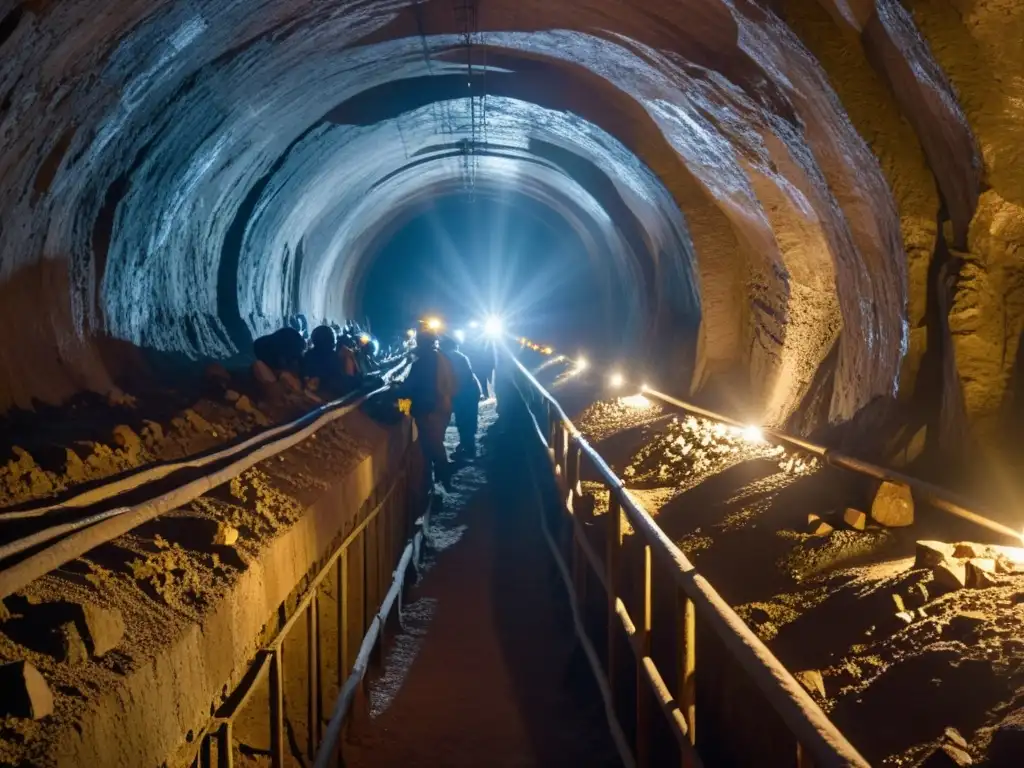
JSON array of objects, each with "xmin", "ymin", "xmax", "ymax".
[
  {"xmin": 406, "ymin": 329, "xmax": 416, "ymax": 338},
  {"xmin": 575, "ymin": 357, "xmax": 589, "ymax": 372},
  {"xmin": 483, "ymin": 315, "xmax": 504, "ymax": 337},
  {"xmin": 742, "ymin": 426, "xmax": 764, "ymax": 443},
  {"xmin": 609, "ymin": 372, "xmax": 625, "ymax": 388},
  {"xmin": 425, "ymin": 317, "xmax": 442, "ymax": 331},
  {"xmin": 621, "ymin": 393, "xmax": 650, "ymax": 409}
]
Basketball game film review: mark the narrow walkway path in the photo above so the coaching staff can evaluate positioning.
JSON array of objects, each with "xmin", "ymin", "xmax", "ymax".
[{"xmin": 344, "ymin": 402, "xmax": 620, "ymax": 767}]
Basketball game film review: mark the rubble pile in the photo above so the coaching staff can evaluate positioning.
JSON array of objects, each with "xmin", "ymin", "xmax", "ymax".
[
  {"xmin": 0, "ymin": 362, "xmax": 328, "ymax": 512},
  {"xmin": 574, "ymin": 396, "xmax": 666, "ymax": 442},
  {"xmin": 622, "ymin": 414, "xmax": 817, "ymax": 489}
]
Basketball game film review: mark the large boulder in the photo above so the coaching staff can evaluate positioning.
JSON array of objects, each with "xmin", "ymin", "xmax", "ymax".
[
  {"xmin": 0, "ymin": 661, "xmax": 53, "ymax": 719},
  {"xmin": 871, "ymin": 481, "xmax": 914, "ymax": 527},
  {"xmin": 915, "ymin": 541, "xmax": 956, "ymax": 569},
  {"xmin": 80, "ymin": 603, "xmax": 125, "ymax": 657},
  {"xmin": 843, "ymin": 508, "xmax": 867, "ymax": 531}
]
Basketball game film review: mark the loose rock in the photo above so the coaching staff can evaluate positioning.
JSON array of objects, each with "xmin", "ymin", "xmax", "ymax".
[
  {"xmin": 280, "ymin": 371, "xmax": 302, "ymax": 391},
  {"xmin": 916, "ymin": 541, "xmax": 956, "ymax": 569},
  {"xmin": 80, "ymin": 603, "xmax": 125, "ymax": 657},
  {"xmin": 943, "ymin": 727, "xmax": 968, "ymax": 750},
  {"xmin": 140, "ymin": 420, "xmax": 164, "ymax": 448},
  {"xmin": 920, "ymin": 744, "xmax": 972, "ymax": 766},
  {"xmin": 214, "ymin": 523, "xmax": 240, "ymax": 547},
  {"xmin": 933, "ymin": 560, "xmax": 967, "ymax": 591},
  {"xmin": 944, "ymin": 611, "xmax": 987, "ymax": 639},
  {"xmin": 794, "ymin": 669, "xmax": 825, "ymax": 698},
  {"xmin": 112, "ymin": 424, "xmax": 142, "ymax": 455},
  {"xmin": 843, "ymin": 508, "xmax": 867, "ymax": 531},
  {"xmin": 953, "ymin": 542, "xmax": 985, "ymax": 559},
  {"xmin": 235, "ymin": 395, "xmax": 271, "ymax": 427},
  {"xmin": 871, "ymin": 481, "xmax": 914, "ymax": 527},
  {"xmin": 107, "ymin": 387, "xmax": 137, "ymax": 408},
  {"xmin": 64, "ymin": 448, "xmax": 87, "ymax": 482},
  {"xmin": 0, "ymin": 661, "xmax": 54, "ymax": 719},
  {"xmin": 252, "ymin": 361, "xmax": 277, "ymax": 384},
  {"xmin": 966, "ymin": 559, "xmax": 997, "ymax": 589},
  {"xmin": 57, "ymin": 621, "xmax": 88, "ymax": 665}
]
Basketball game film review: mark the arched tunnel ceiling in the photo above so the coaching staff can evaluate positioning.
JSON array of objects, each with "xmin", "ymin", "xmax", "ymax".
[{"xmin": 1, "ymin": 0, "xmax": 1021, "ymax": 448}]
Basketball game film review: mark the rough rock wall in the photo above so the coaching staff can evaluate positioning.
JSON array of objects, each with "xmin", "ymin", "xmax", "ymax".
[
  {"xmin": 786, "ymin": 0, "xmax": 1024, "ymax": 460},
  {"xmin": 0, "ymin": 0, "xmax": 1019, "ymax": 455},
  {"xmin": 904, "ymin": 0, "xmax": 1024, "ymax": 450}
]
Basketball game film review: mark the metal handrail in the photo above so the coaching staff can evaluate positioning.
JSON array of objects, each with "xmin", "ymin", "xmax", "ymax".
[
  {"xmin": 185, "ymin": 452, "xmax": 425, "ymax": 768},
  {"xmin": 511, "ymin": 356, "xmax": 869, "ymax": 767},
  {"xmin": 644, "ymin": 389, "xmax": 1019, "ymax": 544}
]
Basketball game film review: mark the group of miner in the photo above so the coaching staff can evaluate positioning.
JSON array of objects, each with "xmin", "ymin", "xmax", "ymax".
[
  {"xmin": 253, "ymin": 315, "xmax": 490, "ymax": 492},
  {"xmin": 394, "ymin": 324, "xmax": 489, "ymax": 490},
  {"xmin": 253, "ymin": 316, "xmax": 382, "ymax": 397}
]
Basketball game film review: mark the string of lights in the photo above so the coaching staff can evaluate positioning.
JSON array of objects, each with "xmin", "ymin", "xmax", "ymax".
[{"xmin": 405, "ymin": 314, "xmax": 772, "ymax": 440}]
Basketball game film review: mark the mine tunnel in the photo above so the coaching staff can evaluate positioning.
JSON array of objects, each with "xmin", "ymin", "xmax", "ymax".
[{"xmin": 2, "ymin": 0, "xmax": 1024, "ymax": 766}]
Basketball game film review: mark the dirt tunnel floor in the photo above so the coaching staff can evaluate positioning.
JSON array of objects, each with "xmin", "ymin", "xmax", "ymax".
[{"xmin": 343, "ymin": 401, "xmax": 621, "ymax": 768}]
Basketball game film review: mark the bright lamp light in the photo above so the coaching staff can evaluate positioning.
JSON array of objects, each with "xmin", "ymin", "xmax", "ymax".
[
  {"xmin": 483, "ymin": 315, "xmax": 504, "ymax": 337},
  {"xmin": 742, "ymin": 426, "xmax": 764, "ymax": 443},
  {"xmin": 425, "ymin": 317, "xmax": 443, "ymax": 331},
  {"xmin": 609, "ymin": 372, "xmax": 625, "ymax": 388},
  {"xmin": 453, "ymin": 329, "xmax": 466, "ymax": 344},
  {"xmin": 575, "ymin": 357, "xmax": 589, "ymax": 372}
]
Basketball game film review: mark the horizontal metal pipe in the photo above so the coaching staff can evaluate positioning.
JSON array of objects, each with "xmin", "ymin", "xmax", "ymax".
[
  {"xmin": 0, "ymin": 384, "xmax": 393, "ymax": 599},
  {"xmin": 0, "ymin": 360, "xmax": 409, "ymax": 523}
]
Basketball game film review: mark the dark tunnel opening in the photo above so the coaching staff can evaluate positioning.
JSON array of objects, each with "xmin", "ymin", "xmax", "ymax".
[{"xmin": 357, "ymin": 191, "xmax": 618, "ymax": 357}]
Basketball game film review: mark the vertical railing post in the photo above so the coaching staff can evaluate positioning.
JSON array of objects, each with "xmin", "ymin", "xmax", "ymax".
[
  {"xmin": 200, "ymin": 733, "xmax": 212, "ymax": 768},
  {"xmin": 637, "ymin": 545, "xmax": 652, "ymax": 767},
  {"xmin": 218, "ymin": 721, "xmax": 234, "ymax": 768},
  {"xmin": 679, "ymin": 589, "xmax": 697, "ymax": 765},
  {"xmin": 606, "ymin": 489, "xmax": 621, "ymax": 708},
  {"xmin": 797, "ymin": 742, "xmax": 813, "ymax": 768},
  {"xmin": 270, "ymin": 647, "xmax": 284, "ymax": 768},
  {"xmin": 307, "ymin": 597, "xmax": 320, "ymax": 758},
  {"xmin": 567, "ymin": 441, "xmax": 580, "ymax": 502},
  {"xmin": 338, "ymin": 552, "xmax": 349, "ymax": 685}
]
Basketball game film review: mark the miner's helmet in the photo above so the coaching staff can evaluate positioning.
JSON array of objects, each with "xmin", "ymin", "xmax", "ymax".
[{"xmin": 310, "ymin": 324, "xmax": 337, "ymax": 350}]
